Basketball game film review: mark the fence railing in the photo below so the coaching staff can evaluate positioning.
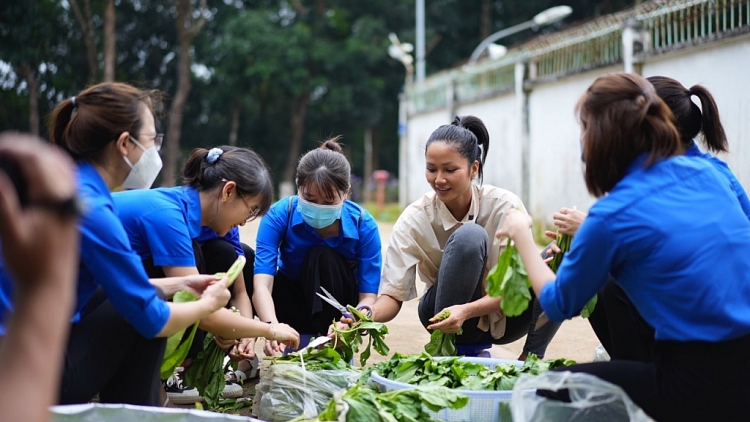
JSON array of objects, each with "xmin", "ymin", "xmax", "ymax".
[{"xmin": 407, "ymin": 0, "xmax": 750, "ymax": 115}]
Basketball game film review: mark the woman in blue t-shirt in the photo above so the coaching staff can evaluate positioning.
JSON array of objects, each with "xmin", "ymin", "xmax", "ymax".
[
  {"xmin": 113, "ymin": 147, "xmax": 300, "ymax": 381},
  {"xmin": 253, "ymin": 137, "xmax": 382, "ymax": 355},
  {"xmin": 498, "ymin": 73, "xmax": 750, "ymax": 421},
  {"xmin": 0, "ymin": 82, "xmax": 234, "ymax": 406}
]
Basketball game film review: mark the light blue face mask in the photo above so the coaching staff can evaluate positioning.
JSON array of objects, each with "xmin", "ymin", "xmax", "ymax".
[{"xmin": 298, "ymin": 197, "xmax": 343, "ymax": 229}]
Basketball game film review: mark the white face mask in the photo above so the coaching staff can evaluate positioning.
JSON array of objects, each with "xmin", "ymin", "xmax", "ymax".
[{"xmin": 122, "ymin": 136, "xmax": 163, "ymax": 189}]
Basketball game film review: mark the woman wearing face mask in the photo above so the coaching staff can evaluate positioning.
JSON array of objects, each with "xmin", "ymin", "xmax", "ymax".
[
  {"xmin": 253, "ymin": 137, "xmax": 382, "ymax": 356},
  {"xmin": 370, "ymin": 116, "xmax": 560, "ymax": 359},
  {"xmin": 113, "ymin": 146, "xmax": 300, "ymax": 401},
  {"xmin": 0, "ymin": 82, "xmax": 234, "ymax": 406}
]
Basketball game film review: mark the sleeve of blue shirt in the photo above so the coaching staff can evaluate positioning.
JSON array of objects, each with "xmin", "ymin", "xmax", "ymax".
[
  {"xmin": 141, "ymin": 209, "xmax": 197, "ymax": 268},
  {"xmin": 255, "ymin": 201, "xmax": 287, "ymax": 276},
  {"xmin": 81, "ymin": 210, "xmax": 170, "ymax": 338},
  {"xmin": 354, "ymin": 211, "xmax": 382, "ymax": 294},
  {"xmin": 539, "ymin": 214, "xmax": 617, "ymax": 322},
  {"xmin": 703, "ymin": 155, "xmax": 750, "ymax": 220}
]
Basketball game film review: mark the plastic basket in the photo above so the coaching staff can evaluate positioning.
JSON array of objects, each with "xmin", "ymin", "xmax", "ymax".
[{"xmin": 370, "ymin": 357, "xmax": 525, "ymax": 422}]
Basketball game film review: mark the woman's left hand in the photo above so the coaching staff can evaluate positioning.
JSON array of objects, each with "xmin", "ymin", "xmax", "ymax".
[
  {"xmin": 427, "ymin": 305, "xmax": 468, "ymax": 334},
  {"xmin": 213, "ymin": 335, "xmax": 239, "ymax": 354},
  {"xmin": 233, "ymin": 337, "xmax": 256, "ymax": 360},
  {"xmin": 496, "ymin": 209, "xmax": 533, "ymax": 241},
  {"xmin": 181, "ymin": 274, "xmax": 222, "ymax": 296}
]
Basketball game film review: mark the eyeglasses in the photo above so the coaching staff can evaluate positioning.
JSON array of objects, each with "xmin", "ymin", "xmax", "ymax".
[
  {"xmin": 136, "ymin": 133, "xmax": 164, "ymax": 152},
  {"xmin": 239, "ymin": 193, "xmax": 261, "ymax": 222}
]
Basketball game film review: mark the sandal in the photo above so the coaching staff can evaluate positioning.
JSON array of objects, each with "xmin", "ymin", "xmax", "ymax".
[{"xmin": 225, "ymin": 355, "xmax": 259, "ymax": 383}]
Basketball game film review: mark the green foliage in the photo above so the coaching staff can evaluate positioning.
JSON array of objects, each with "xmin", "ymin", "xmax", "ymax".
[
  {"xmin": 361, "ymin": 202, "xmax": 402, "ymax": 223},
  {"xmin": 487, "ymin": 238, "xmax": 532, "ymax": 317},
  {"xmin": 269, "ymin": 344, "xmax": 355, "ymax": 371},
  {"xmin": 160, "ymin": 290, "xmax": 200, "ymax": 380},
  {"xmin": 183, "ymin": 333, "xmax": 229, "ymax": 410},
  {"xmin": 424, "ymin": 310, "xmax": 462, "ymax": 357},
  {"xmin": 331, "ymin": 306, "xmax": 389, "ymax": 367}
]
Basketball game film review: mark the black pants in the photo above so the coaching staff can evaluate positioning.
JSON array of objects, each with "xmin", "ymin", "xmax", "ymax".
[
  {"xmin": 540, "ymin": 332, "xmax": 750, "ymax": 422},
  {"xmin": 417, "ymin": 224, "xmax": 558, "ymax": 356},
  {"xmin": 272, "ymin": 245, "xmax": 358, "ymax": 335},
  {"xmin": 141, "ymin": 239, "xmax": 255, "ymax": 361},
  {"xmin": 587, "ymin": 276, "xmax": 656, "ymax": 361},
  {"xmin": 59, "ymin": 288, "xmax": 167, "ymax": 406}
]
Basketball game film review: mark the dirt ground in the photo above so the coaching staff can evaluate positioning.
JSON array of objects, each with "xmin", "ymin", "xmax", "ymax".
[{"xmin": 170, "ymin": 219, "xmax": 601, "ymax": 417}]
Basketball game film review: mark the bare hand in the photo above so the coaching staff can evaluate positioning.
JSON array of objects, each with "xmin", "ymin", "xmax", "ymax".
[
  {"xmin": 200, "ymin": 276, "xmax": 231, "ymax": 313},
  {"xmin": 427, "ymin": 305, "xmax": 468, "ymax": 334},
  {"xmin": 214, "ymin": 334, "xmax": 239, "ymax": 352},
  {"xmin": 181, "ymin": 274, "xmax": 222, "ymax": 296},
  {"xmin": 271, "ymin": 323, "xmax": 300, "ymax": 351},
  {"xmin": 234, "ymin": 337, "xmax": 256, "ymax": 360},
  {"xmin": 0, "ymin": 133, "xmax": 79, "ymax": 290},
  {"xmin": 552, "ymin": 207, "xmax": 586, "ymax": 236},
  {"xmin": 495, "ymin": 209, "xmax": 533, "ymax": 241}
]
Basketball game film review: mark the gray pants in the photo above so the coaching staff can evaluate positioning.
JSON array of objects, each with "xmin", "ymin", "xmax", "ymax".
[{"xmin": 417, "ymin": 224, "xmax": 561, "ymax": 357}]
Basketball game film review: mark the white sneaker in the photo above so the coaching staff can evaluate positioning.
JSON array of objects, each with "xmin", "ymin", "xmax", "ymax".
[
  {"xmin": 163, "ymin": 366, "xmax": 202, "ymax": 405},
  {"xmin": 222, "ymin": 381, "xmax": 243, "ymax": 398}
]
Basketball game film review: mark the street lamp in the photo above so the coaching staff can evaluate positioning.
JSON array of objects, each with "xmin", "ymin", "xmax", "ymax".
[
  {"xmin": 387, "ymin": 32, "xmax": 414, "ymax": 210},
  {"xmin": 468, "ymin": 5, "xmax": 572, "ymax": 66},
  {"xmin": 388, "ymin": 33, "xmax": 414, "ymax": 86}
]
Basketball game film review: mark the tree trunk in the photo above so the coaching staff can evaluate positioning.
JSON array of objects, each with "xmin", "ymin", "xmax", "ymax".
[
  {"xmin": 19, "ymin": 64, "xmax": 39, "ymax": 136},
  {"xmin": 103, "ymin": 0, "xmax": 116, "ymax": 82},
  {"xmin": 481, "ymin": 0, "xmax": 491, "ymax": 40},
  {"xmin": 281, "ymin": 90, "xmax": 311, "ymax": 185},
  {"xmin": 69, "ymin": 0, "xmax": 98, "ymax": 83},
  {"xmin": 228, "ymin": 99, "xmax": 240, "ymax": 146},
  {"xmin": 162, "ymin": 0, "xmax": 207, "ymax": 186}
]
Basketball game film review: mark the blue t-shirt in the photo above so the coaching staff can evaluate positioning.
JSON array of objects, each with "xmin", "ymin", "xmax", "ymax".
[
  {"xmin": 113, "ymin": 187, "xmax": 203, "ymax": 268},
  {"xmin": 685, "ymin": 141, "xmax": 750, "ymax": 219},
  {"xmin": 0, "ymin": 162, "xmax": 170, "ymax": 338},
  {"xmin": 255, "ymin": 196, "xmax": 382, "ymax": 294},
  {"xmin": 540, "ymin": 155, "xmax": 750, "ymax": 342},
  {"xmin": 197, "ymin": 227, "xmax": 245, "ymax": 257}
]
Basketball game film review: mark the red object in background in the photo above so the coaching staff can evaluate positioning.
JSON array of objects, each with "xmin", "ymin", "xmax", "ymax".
[{"xmin": 373, "ymin": 170, "xmax": 390, "ymax": 212}]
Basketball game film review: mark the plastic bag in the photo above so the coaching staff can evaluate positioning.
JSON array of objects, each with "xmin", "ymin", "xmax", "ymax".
[
  {"xmin": 51, "ymin": 403, "xmax": 259, "ymax": 422},
  {"xmin": 252, "ymin": 364, "xmax": 361, "ymax": 422},
  {"xmin": 510, "ymin": 371, "xmax": 654, "ymax": 422},
  {"xmin": 593, "ymin": 344, "xmax": 610, "ymax": 362}
]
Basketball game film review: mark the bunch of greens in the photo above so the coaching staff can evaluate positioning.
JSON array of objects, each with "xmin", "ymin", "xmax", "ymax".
[
  {"xmin": 183, "ymin": 333, "xmax": 230, "ymax": 409},
  {"xmin": 372, "ymin": 352, "xmax": 575, "ymax": 392},
  {"xmin": 547, "ymin": 231, "xmax": 597, "ymax": 318},
  {"xmin": 424, "ymin": 310, "xmax": 462, "ymax": 356},
  {"xmin": 301, "ymin": 384, "xmax": 468, "ymax": 422},
  {"xmin": 269, "ymin": 344, "xmax": 355, "ymax": 371},
  {"xmin": 486, "ymin": 238, "xmax": 532, "ymax": 317},
  {"xmin": 331, "ymin": 306, "xmax": 389, "ymax": 367},
  {"xmin": 160, "ymin": 256, "xmax": 246, "ymax": 380}
]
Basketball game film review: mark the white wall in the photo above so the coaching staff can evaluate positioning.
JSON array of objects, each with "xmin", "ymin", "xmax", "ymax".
[
  {"xmin": 456, "ymin": 93, "xmax": 522, "ymax": 196},
  {"xmin": 642, "ymin": 34, "xmax": 750, "ymax": 191}
]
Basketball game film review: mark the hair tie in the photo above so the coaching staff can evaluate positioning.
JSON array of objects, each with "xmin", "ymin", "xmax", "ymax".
[
  {"xmin": 71, "ymin": 96, "xmax": 77, "ymax": 108},
  {"xmin": 206, "ymin": 148, "xmax": 223, "ymax": 164}
]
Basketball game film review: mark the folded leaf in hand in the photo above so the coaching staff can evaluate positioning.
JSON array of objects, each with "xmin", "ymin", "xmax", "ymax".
[
  {"xmin": 487, "ymin": 238, "xmax": 531, "ymax": 317},
  {"xmin": 160, "ymin": 290, "xmax": 200, "ymax": 380},
  {"xmin": 424, "ymin": 310, "xmax": 463, "ymax": 356},
  {"xmin": 215, "ymin": 255, "xmax": 246, "ymax": 288}
]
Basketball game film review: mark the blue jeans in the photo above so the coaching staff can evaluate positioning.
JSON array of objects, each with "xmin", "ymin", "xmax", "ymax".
[{"xmin": 417, "ymin": 224, "xmax": 561, "ymax": 357}]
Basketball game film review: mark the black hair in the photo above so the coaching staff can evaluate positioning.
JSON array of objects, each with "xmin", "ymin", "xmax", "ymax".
[
  {"xmin": 647, "ymin": 76, "xmax": 728, "ymax": 153},
  {"xmin": 425, "ymin": 115, "xmax": 490, "ymax": 184},
  {"xmin": 182, "ymin": 145, "xmax": 274, "ymax": 215},
  {"xmin": 296, "ymin": 136, "xmax": 350, "ymax": 200}
]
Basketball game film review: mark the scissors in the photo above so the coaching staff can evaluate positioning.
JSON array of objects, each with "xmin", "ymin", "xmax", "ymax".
[{"xmin": 316, "ymin": 286, "xmax": 354, "ymax": 321}]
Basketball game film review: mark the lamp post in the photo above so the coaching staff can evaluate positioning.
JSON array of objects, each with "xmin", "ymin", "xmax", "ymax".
[
  {"xmin": 388, "ymin": 33, "xmax": 414, "ymax": 209},
  {"xmin": 468, "ymin": 5, "xmax": 572, "ymax": 66}
]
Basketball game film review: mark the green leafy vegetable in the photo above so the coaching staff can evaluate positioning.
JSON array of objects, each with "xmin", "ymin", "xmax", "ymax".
[
  {"xmin": 580, "ymin": 294, "xmax": 598, "ymax": 318},
  {"xmin": 160, "ymin": 290, "xmax": 200, "ymax": 380},
  {"xmin": 487, "ymin": 238, "xmax": 532, "ymax": 317},
  {"xmin": 183, "ymin": 333, "xmax": 230, "ymax": 410},
  {"xmin": 311, "ymin": 384, "xmax": 468, "ymax": 422},
  {"xmin": 331, "ymin": 306, "xmax": 389, "ymax": 367},
  {"xmin": 424, "ymin": 310, "xmax": 463, "ymax": 356},
  {"xmin": 269, "ymin": 344, "xmax": 355, "ymax": 371},
  {"xmin": 214, "ymin": 255, "xmax": 246, "ymax": 288}
]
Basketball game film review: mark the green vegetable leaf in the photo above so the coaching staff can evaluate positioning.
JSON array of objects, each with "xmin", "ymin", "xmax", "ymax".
[
  {"xmin": 580, "ymin": 294, "xmax": 598, "ymax": 318},
  {"xmin": 160, "ymin": 290, "xmax": 200, "ymax": 380}
]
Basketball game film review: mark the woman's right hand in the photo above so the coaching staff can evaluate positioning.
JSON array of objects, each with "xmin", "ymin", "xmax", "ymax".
[
  {"xmin": 270, "ymin": 323, "xmax": 300, "ymax": 351},
  {"xmin": 200, "ymin": 276, "xmax": 231, "ymax": 313},
  {"xmin": 552, "ymin": 207, "xmax": 586, "ymax": 236}
]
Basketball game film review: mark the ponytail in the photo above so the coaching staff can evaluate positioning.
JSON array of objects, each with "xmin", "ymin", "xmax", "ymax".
[
  {"xmin": 48, "ymin": 98, "xmax": 77, "ymax": 157},
  {"xmin": 688, "ymin": 85, "xmax": 728, "ymax": 153}
]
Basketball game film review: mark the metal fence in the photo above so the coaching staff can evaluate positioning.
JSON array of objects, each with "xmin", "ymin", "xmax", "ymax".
[{"xmin": 408, "ymin": 0, "xmax": 750, "ymax": 115}]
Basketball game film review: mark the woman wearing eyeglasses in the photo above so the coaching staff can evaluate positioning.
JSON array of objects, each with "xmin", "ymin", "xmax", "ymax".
[
  {"xmin": 113, "ymin": 146, "xmax": 300, "ymax": 402},
  {"xmin": 253, "ymin": 137, "xmax": 382, "ymax": 356}
]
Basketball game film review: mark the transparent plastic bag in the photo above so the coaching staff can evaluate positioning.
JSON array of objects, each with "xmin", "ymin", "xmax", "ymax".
[
  {"xmin": 252, "ymin": 364, "xmax": 360, "ymax": 422},
  {"xmin": 511, "ymin": 371, "xmax": 654, "ymax": 422},
  {"xmin": 593, "ymin": 344, "xmax": 611, "ymax": 362}
]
